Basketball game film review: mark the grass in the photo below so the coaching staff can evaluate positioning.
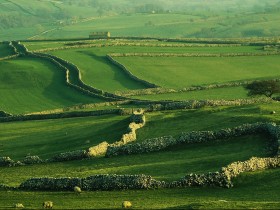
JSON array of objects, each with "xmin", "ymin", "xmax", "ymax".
[
  {"xmin": 0, "ymin": 134, "xmax": 269, "ymax": 185},
  {"xmin": 1, "ymin": 1, "xmax": 280, "ymax": 40},
  {"xmin": 0, "ymin": 57, "xmax": 104, "ymax": 114},
  {"xmin": 24, "ymin": 39, "xmax": 263, "ymax": 52},
  {"xmin": 0, "ymin": 130, "xmax": 277, "ymax": 209},
  {"xmin": 37, "ymin": 12, "xmax": 280, "ymax": 39},
  {"xmin": 0, "ymin": 42, "xmax": 14, "ymax": 58},
  {"xmin": 0, "ymin": 40, "xmax": 279, "ymax": 209},
  {"xmin": 136, "ymin": 102, "xmax": 280, "ymax": 141},
  {"xmin": 0, "ymin": 114, "xmax": 129, "ymax": 160},
  {"xmin": 115, "ymin": 55, "xmax": 280, "ymax": 89},
  {"xmin": 0, "ymin": 173, "xmax": 280, "ymax": 209},
  {"xmin": 48, "ymin": 48, "xmax": 149, "ymax": 92},
  {"xmin": 0, "ymin": 103, "xmax": 278, "ymax": 185},
  {"xmin": 132, "ymin": 86, "xmax": 249, "ymax": 101},
  {"xmin": 47, "ymin": 44, "xmax": 266, "ymax": 93},
  {"xmin": 1, "ymin": 2, "xmax": 280, "ymax": 209}
]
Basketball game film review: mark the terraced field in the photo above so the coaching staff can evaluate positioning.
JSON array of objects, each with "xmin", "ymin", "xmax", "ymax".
[
  {"xmin": 0, "ymin": 57, "xmax": 103, "ymax": 114},
  {"xmin": 0, "ymin": 38, "xmax": 279, "ymax": 209}
]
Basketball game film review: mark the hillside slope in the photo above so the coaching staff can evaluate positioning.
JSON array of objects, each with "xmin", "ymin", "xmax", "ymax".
[{"xmin": 1, "ymin": 0, "xmax": 280, "ymax": 40}]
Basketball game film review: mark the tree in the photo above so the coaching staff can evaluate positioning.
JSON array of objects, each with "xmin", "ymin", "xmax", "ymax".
[{"xmin": 245, "ymin": 80, "xmax": 280, "ymax": 98}]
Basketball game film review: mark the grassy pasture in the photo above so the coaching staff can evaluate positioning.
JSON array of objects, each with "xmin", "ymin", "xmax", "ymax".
[
  {"xmin": 115, "ymin": 55, "xmax": 280, "ymax": 89},
  {"xmin": 0, "ymin": 57, "xmax": 104, "ymax": 114},
  {"xmin": 136, "ymin": 102, "xmax": 280, "ymax": 141},
  {"xmin": 0, "ymin": 103, "xmax": 278, "ymax": 184},
  {"xmin": 1, "ymin": 2, "xmax": 280, "ymax": 209},
  {"xmin": 0, "ymin": 114, "xmax": 129, "ymax": 160},
  {"xmin": 27, "ymin": 39, "xmax": 264, "ymax": 53},
  {"xmin": 0, "ymin": 39, "xmax": 279, "ymax": 210},
  {"xmin": 0, "ymin": 42, "xmax": 14, "ymax": 58},
  {"xmin": 38, "ymin": 12, "xmax": 280, "ymax": 39},
  {"xmin": 1, "ymin": 1, "xmax": 280, "ymax": 41},
  {"xmin": 132, "ymin": 86, "xmax": 248, "ymax": 100},
  {"xmin": 48, "ymin": 48, "xmax": 149, "ymax": 92},
  {"xmin": 0, "ymin": 135, "xmax": 268, "ymax": 186},
  {"xmin": 0, "ymin": 174, "xmax": 280, "ymax": 210},
  {"xmin": 47, "ymin": 44, "xmax": 264, "ymax": 93}
]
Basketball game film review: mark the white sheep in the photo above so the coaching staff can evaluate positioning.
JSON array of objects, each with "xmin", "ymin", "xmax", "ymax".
[
  {"xmin": 43, "ymin": 201, "xmax": 53, "ymax": 209},
  {"xmin": 122, "ymin": 201, "xmax": 132, "ymax": 208},
  {"xmin": 74, "ymin": 186, "xmax": 82, "ymax": 194},
  {"xmin": 14, "ymin": 203, "xmax": 24, "ymax": 208}
]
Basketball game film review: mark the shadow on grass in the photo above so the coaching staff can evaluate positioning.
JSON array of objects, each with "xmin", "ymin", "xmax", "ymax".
[
  {"xmin": 77, "ymin": 50, "xmax": 149, "ymax": 90},
  {"xmin": 167, "ymin": 203, "xmax": 205, "ymax": 209}
]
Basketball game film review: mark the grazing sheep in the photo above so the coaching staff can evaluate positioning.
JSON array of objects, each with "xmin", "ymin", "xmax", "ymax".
[
  {"xmin": 14, "ymin": 203, "xmax": 24, "ymax": 208},
  {"xmin": 43, "ymin": 201, "xmax": 53, "ymax": 209},
  {"xmin": 74, "ymin": 186, "xmax": 82, "ymax": 194},
  {"xmin": 122, "ymin": 201, "xmax": 132, "ymax": 208}
]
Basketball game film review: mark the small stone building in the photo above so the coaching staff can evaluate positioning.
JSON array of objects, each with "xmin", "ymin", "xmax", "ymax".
[{"xmin": 89, "ymin": 32, "xmax": 110, "ymax": 39}]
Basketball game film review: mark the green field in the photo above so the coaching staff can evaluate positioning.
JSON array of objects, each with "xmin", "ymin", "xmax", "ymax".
[
  {"xmin": 50, "ymin": 12, "xmax": 280, "ymax": 39},
  {"xmin": 0, "ymin": 174, "xmax": 280, "ymax": 209},
  {"xmin": 24, "ymin": 39, "xmax": 263, "ymax": 53},
  {"xmin": 0, "ymin": 57, "xmax": 103, "ymax": 114},
  {"xmin": 0, "ymin": 134, "xmax": 269, "ymax": 185},
  {"xmin": 0, "ymin": 114, "xmax": 129, "ymax": 160},
  {"xmin": 1, "ymin": 2, "xmax": 280, "ymax": 207},
  {"xmin": 45, "ymin": 44, "xmax": 266, "ymax": 93},
  {"xmin": 0, "ymin": 103, "xmax": 279, "ymax": 209},
  {"xmin": 1, "ymin": 39, "xmax": 280, "ymax": 209},
  {"xmin": 1, "ymin": 0, "xmax": 280, "ymax": 41},
  {"xmin": 136, "ymin": 102, "xmax": 280, "ymax": 141},
  {"xmin": 132, "ymin": 86, "xmax": 249, "ymax": 100},
  {"xmin": 115, "ymin": 55, "xmax": 280, "ymax": 89}
]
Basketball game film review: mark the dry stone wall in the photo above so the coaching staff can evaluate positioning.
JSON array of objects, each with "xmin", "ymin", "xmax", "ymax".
[{"xmin": 19, "ymin": 174, "xmax": 164, "ymax": 191}]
